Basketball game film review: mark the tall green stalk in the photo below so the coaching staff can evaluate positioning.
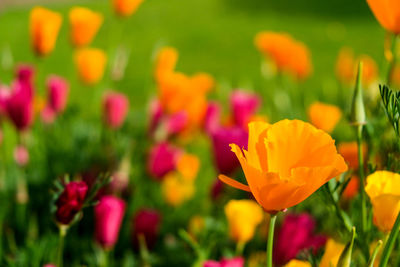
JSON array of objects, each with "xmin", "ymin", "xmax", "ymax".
[
  {"xmin": 266, "ymin": 214, "xmax": 277, "ymax": 267},
  {"xmin": 379, "ymin": 212, "xmax": 400, "ymax": 267}
]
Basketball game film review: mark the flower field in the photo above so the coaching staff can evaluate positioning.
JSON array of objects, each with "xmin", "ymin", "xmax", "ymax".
[{"xmin": 0, "ymin": 0, "xmax": 400, "ymax": 266}]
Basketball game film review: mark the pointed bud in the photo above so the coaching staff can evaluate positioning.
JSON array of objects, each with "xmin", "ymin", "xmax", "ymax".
[
  {"xmin": 350, "ymin": 62, "xmax": 366, "ymax": 126},
  {"xmin": 337, "ymin": 227, "xmax": 356, "ymax": 267}
]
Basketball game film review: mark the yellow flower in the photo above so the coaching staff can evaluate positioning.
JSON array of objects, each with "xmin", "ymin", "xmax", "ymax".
[
  {"xmin": 308, "ymin": 102, "xmax": 342, "ymax": 133},
  {"xmin": 30, "ymin": 7, "xmax": 62, "ymax": 56},
  {"xmin": 224, "ymin": 199, "xmax": 263, "ymax": 243},
  {"xmin": 74, "ymin": 48, "xmax": 107, "ymax": 85},
  {"xmin": 365, "ymin": 170, "xmax": 400, "ymax": 232},
  {"xmin": 188, "ymin": 215, "xmax": 205, "ymax": 237},
  {"xmin": 162, "ymin": 172, "xmax": 194, "ymax": 207},
  {"xmin": 176, "ymin": 153, "xmax": 200, "ymax": 182},
  {"xmin": 284, "ymin": 260, "xmax": 312, "ymax": 267},
  {"xmin": 219, "ymin": 120, "xmax": 348, "ymax": 213},
  {"xmin": 112, "ymin": 0, "xmax": 144, "ymax": 17},
  {"xmin": 69, "ymin": 7, "xmax": 103, "ymax": 47},
  {"xmin": 319, "ymin": 239, "xmax": 345, "ymax": 267}
]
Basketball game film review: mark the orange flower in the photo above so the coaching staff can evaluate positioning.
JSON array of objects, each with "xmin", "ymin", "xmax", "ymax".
[
  {"xmin": 366, "ymin": 0, "xmax": 400, "ymax": 34},
  {"xmin": 176, "ymin": 153, "xmax": 200, "ymax": 182},
  {"xmin": 365, "ymin": 170, "xmax": 400, "ymax": 232},
  {"xmin": 219, "ymin": 120, "xmax": 348, "ymax": 213},
  {"xmin": 154, "ymin": 47, "xmax": 178, "ymax": 82},
  {"xmin": 74, "ymin": 48, "xmax": 107, "ymax": 85},
  {"xmin": 112, "ymin": 0, "xmax": 144, "ymax": 17},
  {"xmin": 162, "ymin": 172, "xmax": 194, "ymax": 207},
  {"xmin": 342, "ymin": 175, "xmax": 360, "ymax": 200},
  {"xmin": 255, "ymin": 32, "xmax": 312, "ymax": 80},
  {"xmin": 30, "ymin": 7, "xmax": 62, "ymax": 56},
  {"xmin": 319, "ymin": 239, "xmax": 345, "ymax": 267},
  {"xmin": 338, "ymin": 142, "xmax": 367, "ymax": 170},
  {"xmin": 308, "ymin": 102, "xmax": 342, "ymax": 133},
  {"xmin": 391, "ymin": 64, "xmax": 400, "ymax": 87},
  {"xmin": 69, "ymin": 7, "xmax": 103, "ymax": 47}
]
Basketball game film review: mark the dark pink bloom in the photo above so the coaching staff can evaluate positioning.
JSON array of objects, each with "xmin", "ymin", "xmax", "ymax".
[
  {"xmin": 148, "ymin": 99, "xmax": 163, "ymax": 135},
  {"xmin": 43, "ymin": 264, "xmax": 57, "ymax": 267},
  {"xmin": 211, "ymin": 126, "xmax": 248, "ymax": 175},
  {"xmin": 166, "ymin": 111, "xmax": 188, "ymax": 135},
  {"xmin": 132, "ymin": 209, "xmax": 161, "ymax": 249},
  {"xmin": 273, "ymin": 213, "xmax": 326, "ymax": 265},
  {"xmin": 147, "ymin": 142, "xmax": 181, "ymax": 180},
  {"xmin": 16, "ymin": 64, "xmax": 34, "ymax": 83},
  {"xmin": 56, "ymin": 181, "xmax": 88, "ymax": 225},
  {"xmin": 13, "ymin": 145, "xmax": 29, "ymax": 167},
  {"xmin": 95, "ymin": 195, "xmax": 126, "ymax": 249},
  {"xmin": 203, "ymin": 257, "xmax": 244, "ymax": 267},
  {"xmin": 103, "ymin": 91, "xmax": 129, "ymax": 129},
  {"xmin": 204, "ymin": 102, "xmax": 221, "ymax": 134},
  {"xmin": 47, "ymin": 75, "xmax": 69, "ymax": 113},
  {"xmin": 230, "ymin": 90, "xmax": 261, "ymax": 128}
]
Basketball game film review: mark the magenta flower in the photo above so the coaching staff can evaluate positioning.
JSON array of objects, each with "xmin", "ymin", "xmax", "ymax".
[
  {"xmin": 103, "ymin": 91, "xmax": 129, "ymax": 129},
  {"xmin": 165, "ymin": 111, "xmax": 188, "ymax": 136},
  {"xmin": 41, "ymin": 106, "xmax": 56, "ymax": 124},
  {"xmin": 147, "ymin": 142, "xmax": 181, "ymax": 180},
  {"xmin": 13, "ymin": 145, "xmax": 29, "ymax": 167},
  {"xmin": 95, "ymin": 195, "xmax": 126, "ymax": 249},
  {"xmin": 148, "ymin": 98, "xmax": 163, "ymax": 136},
  {"xmin": 204, "ymin": 101, "xmax": 221, "ymax": 134},
  {"xmin": 16, "ymin": 64, "xmax": 35, "ymax": 84},
  {"xmin": 47, "ymin": 75, "xmax": 69, "ymax": 113},
  {"xmin": 273, "ymin": 213, "xmax": 326, "ymax": 265},
  {"xmin": 56, "ymin": 181, "xmax": 88, "ymax": 225},
  {"xmin": 132, "ymin": 209, "xmax": 161, "ymax": 249},
  {"xmin": 230, "ymin": 90, "xmax": 261, "ymax": 128},
  {"xmin": 211, "ymin": 126, "xmax": 248, "ymax": 175},
  {"xmin": 203, "ymin": 257, "xmax": 244, "ymax": 267},
  {"xmin": 6, "ymin": 80, "xmax": 34, "ymax": 131}
]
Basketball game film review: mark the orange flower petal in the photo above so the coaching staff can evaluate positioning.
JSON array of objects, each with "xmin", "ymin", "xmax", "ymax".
[{"xmin": 218, "ymin": 175, "xmax": 251, "ymax": 192}]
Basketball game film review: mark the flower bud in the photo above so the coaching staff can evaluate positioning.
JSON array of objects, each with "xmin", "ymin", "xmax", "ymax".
[
  {"xmin": 350, "ymin": 62, "xmax": 366, "ymax": 126},
  {"xmin": 55, "ymin": 181, "xmax": 88, "ymax": 225},
  {"xmin": 132, "ymin": 209, "xmax": 161, "ymax": 249}
]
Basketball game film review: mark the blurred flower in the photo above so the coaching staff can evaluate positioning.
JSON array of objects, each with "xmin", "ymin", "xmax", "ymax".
[
  {"xmin": 319, "ymin": 239, "xmax": 345, "ymax": 267},
  {"xmin": 338, "ymin": 142, "xmax": 367, "ymax": 170},
  {"xmin": 113, "ymin": 0, "xmax": 144, "ymax": 17},
  {"xmin": 224, "ymin": 199, "xmax": 263, "ymax": 243},
  {"xmin": 230, "ymin": 90, "xmax": 261, "ymax": 129},
  {"xmin": 74, "ymin": 48, "xmax": 107, "ymax": 85},
  {"xmin": 211, "ymin": 126, "xmax": 248, "ymax": 175},
  {"xmin": 148, "ymin": 98, "xmax": 163, "ymax": 135},
  {"xmin": 155, "ymin": 47, "xmax": 178, "ymax": 82},
  {"xmin": 365, "ymin": 170, "xmax": 400, "ymax": 232},
  {"xmin": 204, "ymin": 257, "xmax": 244, "ymax": 267},
  {"xmin": 165, "ymin": 111, "xmax": 188, "ymax": 136},
  {"xmin": 284, "ymin": 260, "xmax": 311, "ymax": 267},
  {"xmin": 342, "ymin": 175, "xmax": 360, "ymax": 200},
  {"xmin": 110, "ymin": 154, "xmax": 131, "ymax": 193},
  {"xmin": 188, "ymin": 215, "xmax": 205, "ymax": 237},
  {"xmin": 204, "ymin": 101, "xmax": 221, "ymax": 134},
  {"xmin": 95, "ymin": 195, "xmax": 126, "ymax": 249},
  {"xmin": 391, "ymin": 64, "xmax": 400, "ymax": 87},
  {"xmin": 43, "ymin": 264, "xmax": 57, "ymax": 267},
  {"xmin": 30, "ymin": 7, "xmax": 62, "ymax": 56},
  {"xmin": 308, "ymin": 102, "xmax": 342, "ymax": 133},
  {"xmin": 69, "ymin": 7, "xmax": 103, "ymax": 47},
  {"xmin": 360, "ymin": 54, "xmax": 378, "ymax": 86},
  {"xmin": 162, "ymin": 172, "xmax": 195, "ymax": 206},
  {"xmin": 219, "ymin": 120, "xmax": 348, "ymax": 213},
  {"xmin": 14, "ymin": 145, "xmax": 29, "ymax": 167},
  {"xmin": 366, "ymin": 0, "xmax": 400, "ymax": 34},
  {"xmin": 103, "ymin": 91, "xmax": 129, "ymax": 129},
  {"xmin": 176, "ymin": 153, "xmax": 200, "ymax": 181},
  {"xmin": 40, "ymin": 106, "xmax": 56, "ymax": 124},
  {"xmin": 132, "ymin": 209, "xmax": 161, "ymax": 249},
  {"xmin": 56, "ymin": 181, "xmax": 88, "ymax": 225},
  {"xmin": 273, "ymin": 213, "xmax": 326, "ymax": 265},
  {"xmin": 47, "ymin": 75, "xmax": 69, "ymax": 114},
  {"xmin": 147, "ymin": 142, "xmax": 181, "ymax": 180},
  {"xmin": 255, "ymin": 32, "xmax": 312, "ymax": 80}
]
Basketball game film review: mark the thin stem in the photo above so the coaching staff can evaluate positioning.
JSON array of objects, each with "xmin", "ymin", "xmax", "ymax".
[
  {"xmin": 368, "ymin": 240, "xmax": 383, "ymax": 267},
  {"xmin": 356, "ymin": 125, "xmax": 367, "ymax": 234},
  {"xmin": 379, "ymin": 211, "xmax": 400, "ymax": 267},
  {"xmin": 266, "ymin": 214, "xmax": 277, "ymax": 267},
  {"xmin": 58, "ymin": 225, "xmax": 68, "ymax": 267}
]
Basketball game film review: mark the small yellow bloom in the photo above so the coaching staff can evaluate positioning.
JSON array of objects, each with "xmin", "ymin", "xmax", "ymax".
[
  {"xmin": 162, "ymin": 172, "xmax": 194, "ymax": 207},
  {"xmin": 284, "ymin": 259, "xmax": 312, "ymax": 267},
  {"xmin": 74, "ymin": 48, "xmax": 107, "ymax": 85},
  {"xmin": 308, "ymin": 102, "xmax": 342, "ymax": 133},
  {"xmin": 365, "ymin": 170, "xmax": 400, "ymax": 232},
  {"xmin": 30, "ymin": 7, "xmax": 62, "ymax": 56},
  {"xmin": 188, "ymin": 215, "xmax": 205, "ymax": 237},
  {"xmin": 224, "ymin": 199, "xmax": 263, "ymax": 243},
  {"xmin": 69, "ymin": 7, "xmax": 103, "ymax": 47},
  {"xmin": 319, "ymin": 239, "xmax": 345, "ymax": 267},
  {"xmin": 176, "ymin": 153, "xmax": 200, "ymax": 182},
  {"xmin": 112, "ymin": 0, "xmax": 144, "ymax": 17}
]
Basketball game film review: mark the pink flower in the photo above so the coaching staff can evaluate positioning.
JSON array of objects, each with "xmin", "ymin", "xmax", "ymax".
[
  {"xmin": 95, "ymin": 195, "xmax": 126, "ymax": 249},
  {"xmin": 16, "ymin": 64, "xmax": 35, "ymax": 83},
  {"xmin": 103, "ymin": 91, "xmax": 129, "ymax": 129},
  {"xmin": 273, "ymin": 213, "xmax": 326, "ymax": 265},
  {"xmin": 148, "ymin": 99, "xmax": 163, "ymax": 135},
  {"xmin": 147, "ymin": 142, "xmax": 181, "ymax": 180},
  {"xmin": 41, "ymin": 106, "xmax": 56, "ymax": 124},
  {"xmin": 204, "ymin": 102, "xmax": 221, "ymax": 134},
  {"xmin": 0, "ymin": 85, "xmax": 11, "ymax": 114},
  {"xmin": 56, "ymin": 181, "xmax": 88, "ymax": 225},
  {"xmin": 210, "ymin": 126, "xmax": 248, "ymax": 175},
  {"xmin": 47, "ymin": 75, "xmax": 69, "ymax": 113},
  {"xmin": 230, "ymin": 90, "xmax": 260, "ymax": 128},
  {"xmin": 166, "ymin": 111, "xmax": 188, "ymax": 135},
  {"xmin": 204, "ymin": 257, "xmax": 244, "ymax": 267},
  {"xmin": 132, "ymin": 209, "xmax": 161, "ymax": 249},
  {"xmin": 43, "ymin": 264, "xmax": 57, "ymax": 267},
  {"xmin": 13, "ymin": 145, "xmax": 29, "ymax": 167}
]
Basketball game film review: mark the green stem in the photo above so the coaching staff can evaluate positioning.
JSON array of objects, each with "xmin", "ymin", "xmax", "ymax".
[
  {"xmin": 356, "ymin": 125, "xmax": 367, "ymax": 234},
  {"xmin": 379, "ymin": 211, "xmax": 400, "ymax": 267},
  {"xmin": 58, "ymin": 225, "xmax": 68, "ymax": 267},
  {"xmin": 368, "ymin": 240, "xmax": 383, "ymax": 267},
  {"xmin": 266, "ymin": 214, "xmax": 277, "ymax": 267},
  {"xmin": 236, "ymin": 241, "xmax": 245, "ymax": 256}
]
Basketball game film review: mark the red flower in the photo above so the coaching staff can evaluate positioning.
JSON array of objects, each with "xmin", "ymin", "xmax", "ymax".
[
  {"xmin": 132, "ymin": 209, "xmax": 161, "ymax": 249},
  {"xmin": 56, "ymin": 181, "xmax": 88, "ymax": 225}
]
